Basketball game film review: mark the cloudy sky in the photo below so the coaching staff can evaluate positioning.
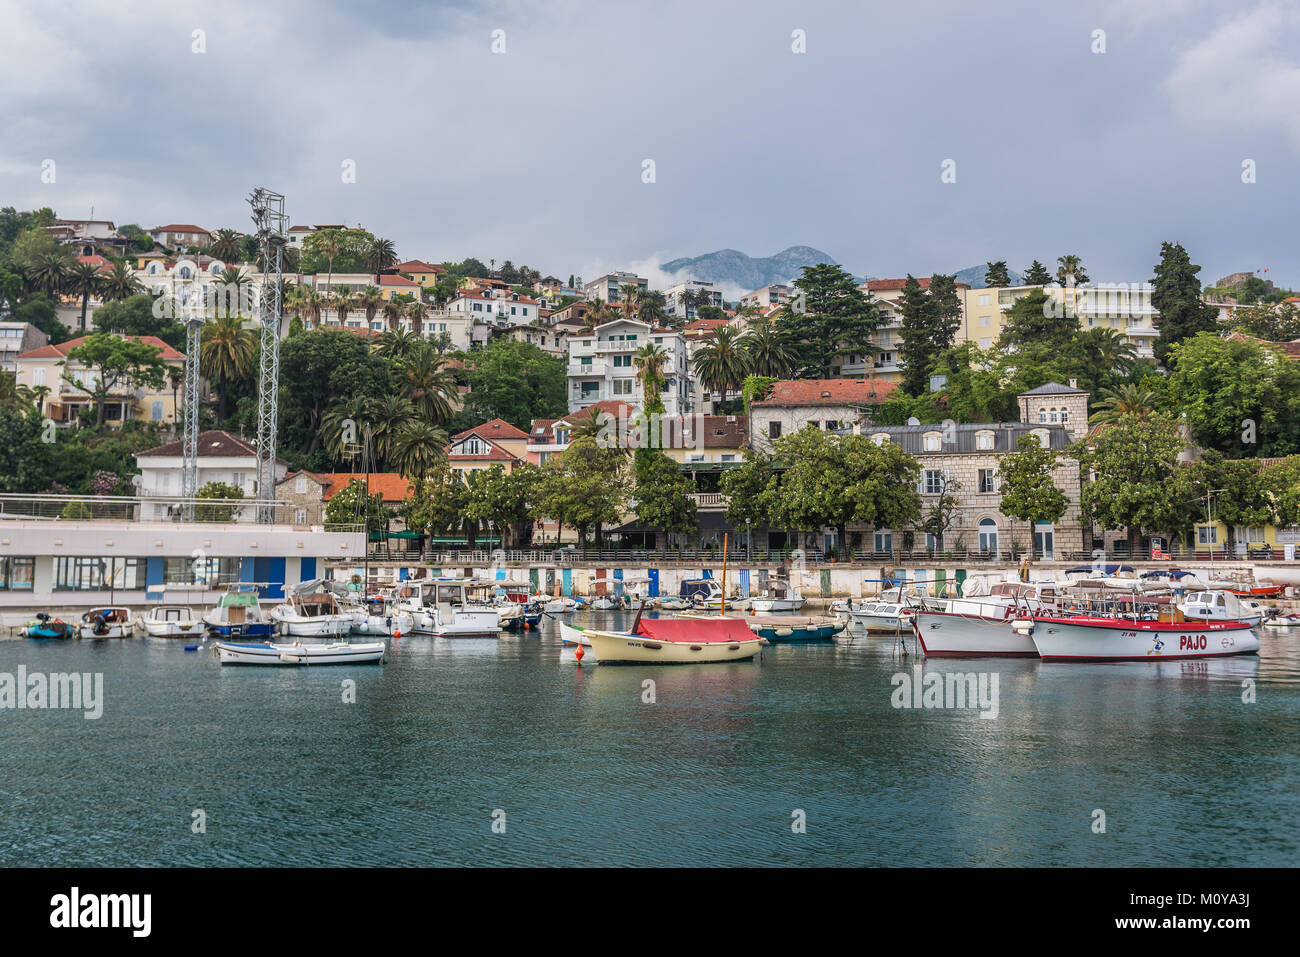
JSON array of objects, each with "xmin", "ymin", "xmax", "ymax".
[{"xmin": 2, "ymin": 0, "xmax": 1297, "ymax": 288}]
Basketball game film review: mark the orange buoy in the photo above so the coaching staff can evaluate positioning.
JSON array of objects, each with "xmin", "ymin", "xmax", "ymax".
[
  {"xmin": 575, "ymin": 642, "xmax": 585, "ymax": 662},
  {"xmin": 394, "ymin": 631, "xmax": 401, "ymax": 639}
]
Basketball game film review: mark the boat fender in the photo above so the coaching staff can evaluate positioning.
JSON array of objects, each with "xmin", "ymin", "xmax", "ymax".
[
  {"xmin": 728, "ymin": 643, "xmax": 741, "ymax": 650},
  {"xmin": 689, "ymin": 645, "xmax": 703, "ymax": 651},
  {"xmin": 642, "ymin": 641, "xmax": 663, "ymax": 650},
  {"xmin": 775, "ymin": 627, "xmax": 793, "ymax": 637}
]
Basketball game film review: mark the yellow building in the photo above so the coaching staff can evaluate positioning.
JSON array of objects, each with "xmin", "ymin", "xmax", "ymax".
[
  {"xmin": 961, "ymin": 283, "xmax": 1159, "ymax": 360},
  {"xmin": 14, "ymin": 334, "xmax": 186, "ymax": 427},
  {"xmin": 391, "ymin": 260, "xmax": 447, "ymax": 288}
]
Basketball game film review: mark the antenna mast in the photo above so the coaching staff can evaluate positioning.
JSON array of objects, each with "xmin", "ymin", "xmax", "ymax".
[{"xmin": 248, "ymin": 187, "xmax": 288, "ymax": 522}]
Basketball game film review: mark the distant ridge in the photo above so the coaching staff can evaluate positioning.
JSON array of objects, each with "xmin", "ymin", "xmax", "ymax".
[
  {"xmin": 955, "ymin": 264, "xmax": 1023, "ymax": 288},
  {"xmin": 660, "ymin": 246, "xmax": 839, "ymax": 293}
]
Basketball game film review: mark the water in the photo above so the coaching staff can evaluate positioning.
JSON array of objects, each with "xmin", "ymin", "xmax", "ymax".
[{"xmin": 1, "ymin": 612, "xmax": 1297, "ymax": 867}]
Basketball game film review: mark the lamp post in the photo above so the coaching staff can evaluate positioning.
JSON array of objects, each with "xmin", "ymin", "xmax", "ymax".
[{"xmin": 746, "ymin": 518, "xmax": 752, "ymax": 561}]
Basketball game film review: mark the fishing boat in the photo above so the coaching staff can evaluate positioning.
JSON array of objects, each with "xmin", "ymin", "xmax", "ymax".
[
  {"xmin": 20, "ymin": 612, "xmax": 73, "ymax": 640},
  {"xmin": 214, "ymin": 638, "xmax": 387, "ymax": 666},
  {"xmin": 1262, "ymin": 612, "xmax": 1300, "ymax": 629},
  {"xmin": 496, "ymin": 601, "xmax": 526, "ymax": 631},
  {"xmin": 581, "ymin": 616, "xmax": 763, "ymax": 664},
  {"xmin": 749, "ymin": 577, "xmax": 805, "ymax": 613},
  {"xmin": 911, "ymin": 581, "xmax": 1064, "ymax": 657},
  {"xmin": 558, "ymin": 621, "xmax": 592, "ymax": 646},
  {"xmin": 589, "ymin": 595, "xmax": 626, "ymax": 611},
  {"xmin": 1176, "ymin": 589, "xmax": 1263, "ymax": 627},
  {"xmin": 270, "ymin": 582, "xmax": 353, "ymax": 637},
  {"xmin": 203, "ymin": 587, "xmax": 274, "ymax": 639},
  {"xmin": 657, "ymin": 596, "xmax": 692, "ymax": 611},
  {"xmin": 398, "ymin": 578, "xmax": 502, "ymax": 637},
  {"xmin": 349, "ymin": 596, "xmax": 415, "ymax": 637},
  {"xmin": 852, "ymin": 601, "xmax": 916, "ymax": 634},
  {"xmin": 78, "ymin": 607, "xmax": 133, "ymax": 639},
  {"xmin": 137, "ymin": 604, "xmax": 203, "ymax": 638}
]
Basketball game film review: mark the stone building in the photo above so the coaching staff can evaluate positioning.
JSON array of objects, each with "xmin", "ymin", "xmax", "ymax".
[{"xmin": 275, "ymin": 471, "xmax": 331, "ymax": 527}]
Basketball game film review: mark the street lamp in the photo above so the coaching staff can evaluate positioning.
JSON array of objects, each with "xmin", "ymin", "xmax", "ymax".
[{"xmin": 746, "ymin": 518, "xmax": 752, "ymax": 561}]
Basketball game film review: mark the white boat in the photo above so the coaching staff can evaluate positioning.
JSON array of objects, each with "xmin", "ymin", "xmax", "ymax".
[
  {"xmin": 1177, "ymin": 590, "xmax": 1263, "ymax": 627},
  {"xmin": 589, "ymin": 595, "xmax": 625, "ymax": 611},
  {"xmin": 1028, "ymin": 615, "xmax": 1260, "ymax": 662},
  {"xmin": 911, "ymin": 581, "xmax": 1064, "ymax": 656},
  {"xmin": 749, "ymin": 578, "xmax": 805, "ymax": 613},
  {"xmin": 137, "ymin": 604, "xmax": 203, "ymax": 638},
  {"xmin": 559, "ymin": 621, "xmax": 592, "ymax": 646},
  {"xmin": 215, "ymin": 638, "xmax": 387, "ymax": 666},
  {"xmin": 1262, "ymin": 613, "xmax": 1300, "ymax": 629},
  {"xmin": 397, "ymin": 578, "xmax": 503, "ymax": 637},
  {"xmin": 270, "ymin": 582, "xmax": 353, "ymax": 637},
  {"xmin": 657, "ymin": 597, "xmax": 692, "ymax": 611},
  {"xmin": 496, "ymin": 601, "xmax": 526, "ymax": 631},
  {"xmin": 852, "ymin": 601, "xmax": 916, "ymax": 634},
  {"xmin": 349, "ymin": 597, "xmax": 415, "ymax": 637},
  {"xmin": 77, "ymin": 606, "xmax": 133, "ymax": 639},
  {"xmin": 581, "ymin": 616, "xmax": 763, "ymax": 664}
]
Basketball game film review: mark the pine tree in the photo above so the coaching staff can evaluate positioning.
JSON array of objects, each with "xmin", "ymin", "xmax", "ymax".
[
  {"xmin": 1152, "ymin": 241, "xmax": 1218, "ymax": 367},
  {"xmin": 1022, "ymin": 260, "xmax": 1052, "ymax": 285},
  {"xmin": 899, "ymin": 275, "xmax": 963, "ymax": 396},
  {"xmin": 984, "ymin": 261, "xmax": 1011, "ymax": 287}
]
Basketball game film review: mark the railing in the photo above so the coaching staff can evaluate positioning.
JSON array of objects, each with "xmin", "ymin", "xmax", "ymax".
[{"xmin": 0, "ymin": 493, "xmax": 359, "ymax": 530}]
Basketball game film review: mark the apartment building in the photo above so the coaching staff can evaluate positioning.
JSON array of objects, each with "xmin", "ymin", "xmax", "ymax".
[
  {"xmin": 566, "ymin": 319, "xmax": 690, "ymax": 416},
  {"xmin": 664, "ymin": 279, "xmax": 723, "ymax": 320},
  {"xmin": 962, "ymin": 283, "xmax": 1159, "ymax": 359},
  {"xmin": 583, "ymin": 271, "xmax": 647, "ymax": 304}
]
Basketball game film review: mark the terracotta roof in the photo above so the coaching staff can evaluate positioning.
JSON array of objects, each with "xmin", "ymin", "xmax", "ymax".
[
  {"xmin": 137, "ymin": 430, "xmax": 258, "ymax": 458},
  {"xmin": 683, "ymin": 318, "xmax": 730, "ymax": 331},
  {"xmin": 378, "ymin": 273, "xmax": 421, "ymax": 287},
  {"xmin": 866, "ymin": 277, "xmax": 970, "ymax": 292},
  {"xmin": 392, "ymin": 260, "xmax": 446, "ymax": 274},
  {"xmin": 288, "ymin": 225, "xmax": 315, "ymax": 232},
  {"xmin": 752, "ymin": 378, "xmax": 899, "ymax": 407},
  {"xmin": 453, "ymin": 419, "xmax": 529, "ymax": 441},
  {"xmin": 453, "ymin": 288, "xmax": 539, "ymax": 306},
  {"xmin": 77, "ymin": 254, "xmax": 113, "ymax": 272},
  {"xmin": 320, "ymin": 473, "xmax": 413, "ymax": 501},
  {"xmin": 446, "ymin": 438, "xmax": 519, "ymax": 462},
  {"xmin": 1227, "ymin": 331, "xmax": 1300, "ymax": 359},
  {"xmin": 569, "ymin": 400, "xmax": 638, "ymax": 423},
  {"xmin": 153, "ymin": 224, "xmax": 209, "ymax": 234},
  {"xmin": 665, "ymin": 415, "xmax": 749, "ymax": 448},
  {"xmin": 16, "ymin": 334, "xmax": 184, "ymax": 361}
]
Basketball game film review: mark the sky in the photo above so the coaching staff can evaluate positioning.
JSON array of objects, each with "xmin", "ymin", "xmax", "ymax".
[{"xmin": 2, "ymin": 0, "xmax": 1298, "ymax": 290}]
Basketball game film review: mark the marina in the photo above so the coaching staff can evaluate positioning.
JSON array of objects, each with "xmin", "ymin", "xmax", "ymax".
[{"xmin": 0, "ymin": 608, "xmax": 1295, "ymax": 867}]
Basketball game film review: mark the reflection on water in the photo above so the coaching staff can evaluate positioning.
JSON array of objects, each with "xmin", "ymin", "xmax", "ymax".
[{"xmin": 0, "ymin": 613, "xmax": 1296, "ymax": 866}]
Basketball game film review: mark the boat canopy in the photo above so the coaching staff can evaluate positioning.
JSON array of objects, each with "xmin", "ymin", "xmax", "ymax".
[
  {"xmin": 634, "ymin": 617, "xmax": 754, "ymax": 644},
  {"xmin": 1066, "ymin": 564, "xmax": 1135, "ymax": 575}
]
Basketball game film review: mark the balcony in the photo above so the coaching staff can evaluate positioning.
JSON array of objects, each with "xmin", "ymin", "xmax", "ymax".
[{"xmin": 688, "ymin": 492, "xmax": 730, "ymax": 509}]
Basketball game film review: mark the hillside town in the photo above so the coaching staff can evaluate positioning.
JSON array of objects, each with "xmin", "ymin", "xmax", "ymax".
[{"xmin": 3, "ymin": 206, "xmax": 1300, "ymax": 591}]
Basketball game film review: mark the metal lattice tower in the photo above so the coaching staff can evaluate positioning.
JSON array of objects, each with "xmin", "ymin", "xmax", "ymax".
[
  {"xmin": 180, "ymin": 312, "xmax": 203, "ymax": 516},
  {"xmin": 249, "ymin": 188, "xmax": 288, "ymax": 522}
]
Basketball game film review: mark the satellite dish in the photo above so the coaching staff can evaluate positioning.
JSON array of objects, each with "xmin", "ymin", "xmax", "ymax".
[{"xmin": 907, "ymin": 417, "xmax": 921, "ymax": 426}]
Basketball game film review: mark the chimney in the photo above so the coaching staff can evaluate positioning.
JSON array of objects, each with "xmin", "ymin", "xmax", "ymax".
[{"xmin": 1068, "ymin": 378, "xmax": 1077, "ymax": 389}]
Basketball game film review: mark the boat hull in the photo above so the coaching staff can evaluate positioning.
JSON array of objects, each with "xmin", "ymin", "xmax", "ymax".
[
  {"xmin": 749, "ymin": 598, "xmax": 805, "ymax": 613},
  {"xmin": 215, "ymin": 640, "xmax": 387, "ymax": 665},
  {"xmin": 852, "ymin": 612, "xmax": 914, "ymax": 634},
  {"xmin": 274, "ymin": 616, "xmax": 352, "ymax": 638},
  {"xmin": 207, "ymin": 622, "xmax": 274, "ymax": 639},
  {"xmin": 559, "ymin": 622, "xmax": 591, "ymax": 646},
  {"xmin": 1030, "ymin": 617, "xmax": 1260, "ymax": 661},
  {"xmin": 913, "ymin": 609, "xmax": 1038, "ymax": 657},
  {"xmin": 583, "ymin": 628, "xmax": 762, "ymax": 664},
  {"xmin": 141, "ymin": 621, "xmax": 203, "ymax": 638}
]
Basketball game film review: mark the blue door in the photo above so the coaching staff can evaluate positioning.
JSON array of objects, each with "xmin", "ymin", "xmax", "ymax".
[{"xmin": 648, "ymin": 568, "xmax": 659, "ymax": 597}]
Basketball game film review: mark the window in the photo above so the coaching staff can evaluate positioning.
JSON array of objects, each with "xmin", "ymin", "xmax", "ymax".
[
  {"xmin": 613, "ymin": 379, "xmax": 634, "ymax": 395},
  {"xmin": 1197, "ymin": 526, "xmax": 1218, "ymax": 545},
  {"xmin": 613, "ymin": 354, "xmax": 631, "ymax": 367},
  {"xmin": 580, "ymin": 356, "xmax": 592, "ymax": 366},
  {"xmin": 721, "ymin": 454, "xmax": 736, "ymax": 462},
  {"xmin": 978, "ymin": 468, "xmax": 997, "ymax": 493},
  {"xmin": 164, "ymin": 556, "xmax": 240, "ymax": 585},
  {"xmin": 978, "ymin": 294, "xmax": 990, "ymax": 306},
  {"xmin": 978, "ymin": 519, "xmax": 999, "ymax": 554},
  {"xmin": 33, "ymin": 368, "xmax": 45, "ymax": 386},
  {"xmin": 55, "ymin": 556, "xmax": 146, "ymax": 591},
  {"xmin": 1234, "ymin": 526, "xmax": 1266, "ymax": 543},
  {"xmin": 151, "ymin": 401, "xmax": 163, "ymax": 421},
  {"xmin": 0, "ymin": 557, "xmax": 35, "ymax": 590},
  {"xmin": 923, "ymin": 431, "xmax": 941, "ymax": 452},
  {"xmin": 231, "ymin": 472, "xmax": 246, "ymax": 489},
  {"xmin": 460, "ymin": 437, "xmax": 488, "ymax": 455},
  {"xmin": 874, "ymin": 531, "xmax": 892, "ymax": 553},
  {"xmin": 554, "ymin": 428, "xmax": 570, "ymax": 444},
  {"xmin": 768, "ymin": 421, "xmax": 782, "ymax": 439},
  {"xmin": 1059, "ymin": 409, "xmax": 1069, "ymax": 423},
  {"xmin": 295, "ymin": 508, "xmax": 307, "ymax": 525},
  {"xmin": 1038, "ymin": 408, "xmax": 1048, "ymax": 423},
  {"xmin": 979, "ymin": 315, "xmax": 990, "ymax": 327},
  {"xmin": 924, "ymin": 469, "xmax": 944, "ymax": 494},
  {"xmin": 1048, "ymin": 408, "xmax": 1059, "ymax": 423},
  {"xmin": 296, "ymin": 476, "xmax": 308, "ymax": 493},
  {"xmin": 975, "ymin": 430, "xmax": 994, "ymax": 450}
]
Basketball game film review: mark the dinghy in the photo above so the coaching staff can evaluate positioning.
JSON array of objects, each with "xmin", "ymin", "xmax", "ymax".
[
  {"xmin": 138, "ymin": 604, "xmax": 203, "ymax": 638},
  {"xmin": 78, "ymin": 607, "xmax": 133, "ymax": 639},
  {"xmin": 20, "ymin": 612, "xmax": 73, "ymax": 640},
  {"xmin": 582, "ymin": 616, "xmax": 763, "ymax": 664},
  {"xmin": 215, "ymin": 638, "xmax": 387, "ymax": 666}
]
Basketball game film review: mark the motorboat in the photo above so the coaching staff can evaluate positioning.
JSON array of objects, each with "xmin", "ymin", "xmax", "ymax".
[
  {"xmin": 397, "ymin": 579, "xmax": 503, "ymax": 637},
  {"xmin": 270, "ymin": 582, "xmax": 353, "ymax": 638},
  {"xmin": 215, "ymin": 638, "xmax": 387, "ymax": 666},
  {"xmin": 137, "ymin": 604, "xmax": 203, "ymax": 638},
  {"xmin": 589, "ymin": 595, "xmax": 627, "ymax": 611},
  {"xmin": 496, "ymin": 601, "xmax": 526, "ymax": 631},
  {"xmin": 581, "ymin": 615, "xmax": 763, "ymax": 664},
  {"xmin": 749, "ymin": 578, "xmax": 805, "ymax": 613},
  {"xmin": 1262, "ymin": 612, "xmax": 1300, "ymax": 629},
  {"xmin": 910, "ymin": 581, "xmax": 1064, "ymax": 657},
  {"xmin": 78, "ymin": 607, "xmax": 133, "ymax": 639},
  {"xmin": 852, "ymin": 601, "xmax": 915, "ymax": 634},
  {"xmin": 20, "ymin": 612, "xmax": 73, "ymax": 640},
  {"xmin": 1177, "ymin": 590, "xmax": 1263, "ymax": 627},
  {"xmin": 657, "ymin": 597, "xmax": 692, "ymax": 611},
  {"xmin": 349, "ymin": 595, "xmax": 415, "ymax": 637},
  {"xmin": 203, "ymin": 587, "xmax": 274, "ymax": 639}
]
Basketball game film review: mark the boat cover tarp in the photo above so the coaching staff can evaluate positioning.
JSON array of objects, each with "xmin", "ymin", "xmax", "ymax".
[
  {"xmin": 634, "ymin": 617, "xmax": 754, "ymax": 644},
  {"xmin": 1066, "ymin": 563, "xmax": 1134, "ymax": 574}
]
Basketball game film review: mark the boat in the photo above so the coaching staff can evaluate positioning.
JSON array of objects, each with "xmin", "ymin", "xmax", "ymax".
[
  {"xmin": 349, "ymin": 595, "xmax": 415, "ymax": 637},
  {"xmin": 214, "ymin": 638, "xmax": 387, "ymax": 666},
  {"xmin": 657, "ymin": 597, "xmax": 692, "ymax": 611},
  {"xmin": 137, "ymin": 604, "xmax": 203, "ymax": 638},
  {"xmin": 522, "ymin": 601, "xmax": 544, "ymax": 629},
  {"xmin": 1028, "ymin": 615, "xmax": 1260, "ymax": 661},
  {"xmin": 270, "ymin": 582, "xmax": 353, "ymax": 637},
  {"xmin": 558, "ymin": 621, "xmax": 592, "ymax": 646},
  {"xmin": 589, "ymin": 595, "xmax": 626, "ymax": 611},
  {"xmin": 911, "ymin": 581, "xmax": 1064, "ymax": 657},
  {"xmin": 1262, "ymin": 612, "xmax": 1300, "ymax": 629},
  {"xmin": 581, "ymin": 615, "xmax": 763, "ymax": 664},
  {"xmin": 203, "ymin": 587, "xmax": 274, "ymax": 639},
  {"xmin": 496, "ymin": 601, "xmax": 526, "ymax": 631},
  {"xmin": 749, "ymin": 578, "xmax": 805, "ymax": 613},
  {"xmin": 1177, "ymin": 590, "xmax": 1263, "ymax": 627},
  {"xmin": 396, "ymin": 578, "xmax": 503, "ymax": 637},
  {"xmin": 77, "ymin": 607, "xmax": 133, "ymax": 639},
  {"xmin": 852, "ymin": 601, "xmax": 916, "ymax": 634},
  {"xmin": 20, "ymin": 612, "xmax": 73, "ymax": 640},
  {"xmin": 680, "ymin": 611, "xmax": 843, "ymax": 642}
]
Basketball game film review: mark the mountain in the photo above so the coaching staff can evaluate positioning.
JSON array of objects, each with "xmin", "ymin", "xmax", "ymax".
[
  {"xmin": 659, "ymin": 246, "xmax": 839, "ymax": 294},
  {"xmin": 955, "ymin": 264, "xmax": 1022, "ymax": 288}
]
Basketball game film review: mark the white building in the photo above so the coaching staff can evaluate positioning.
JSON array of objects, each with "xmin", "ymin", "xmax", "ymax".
[
  {"xmin": 739, "ymin": 284, "xmax": 792, "ymax": 310},
  {"xmin": 566, "ymin": 319, "xmax": 690, "ymax": 416},
  {"xmin": 583, "ymin": 271, "xmax": 647, "ymax": 304},
  {"xmin": 447, "ymin": 287, "xmax": 542, "ymax": 328},
  {"xmin": 664, "ymin": 279, "xmax": 724, "ymax": 320},
  {"xmin": 134, "ymin": 430, "xmax": 288, "ymax": 520},
  {"xmin": 0, "ymin": 322, "xmax": 48, "ymax": 370},
  {"xmin": 149, "ymin": 224, "xmax": 212, "ymax": 249}
]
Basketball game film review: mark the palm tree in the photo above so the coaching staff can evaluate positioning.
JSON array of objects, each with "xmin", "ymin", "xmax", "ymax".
[
  {"xmin": 213, "ymin": 266, "xmax": 249, "ymax": 318},
  {"xmin": 391, "ymin": 420, "xmax": 450, "ymax": 480},
  {"xmin": 316, "ymin": 229, "xmax": 344, "ymax": 299},
  {"xmin": 100, "ymin": 259, "xmax": 145, "ymax": 302},
  {"xmin": 365, "ymin": 237, "xmax": 398, "ymax": 283},
  {"xmin": 1078, "ymin": 326, "xmax": 1138, "ymax": 376},
  {"xmin": 1056, "ymin": 254, "xmax": 1089, "ymax": 287},
  {"xmin": 331, "ymin": 286, "xmax": 354, "ymax": 325},
  {"xmin": 367, "ymin": 394, "xmax": 416, "ymax": 468},
  {"xmin": 582, "ymin": 298, "xmax": 615, "ymax": 333},
  {"xmin": 298, "ymin": 288, "xmax": 327, "ymax": 328},
  {"xmin": 691, "ymin": 325, "xmax": 751, "ymax": 409},
  {"xmin": 355, "ymin": 285, "xmax": 385, "ymax": 328},
  {"xmin": 200, "ymin": 313, "xmax": 257, "ymax": 419},
  {"xmin": 321, "ymin": 395, "xmax": 374, "ymax": 465},
  {"xmin": 381, "ymin": 296, "xmax": 406, "ymax": 333},
  {"xmin": 67, "ymin": 260, "xmax": 102, "ymax": 331},
  {"xmin": 167, "ymin": 367, "xmax": 184, "ymax": 426},
  {"xmin": 1088, "ymin": 384, "xmax": 1161, "ymax": 425},
  {"xmin": 210, "ymin": 228, "xmax": 243, "ymax": 264},
  {"xmin": 398, "ymin": 347, "xmax": 456, "ymax": 424},
  {"xmin": 636, "ymin": 290, "xmax": 668, "ymax": 326},
  {"xmin": 0, "ymin": 370, "xmax": 32, "ymax": 409},
  {"xmin": 619, "ymin": 284, "xmax": 641, "ymax": 320},
  {"xmin": 742, "ymin": 315, "xmax": 796, "ymax": 377},
  {"xmin": 30, "ymin": 384, "xmax": 50, "ymax": 415},
  {"xmin": 404, "ymin": 298, "xmax": 430, "ymax": 338},
  {"xmin": 26, "ymin": 251, "xmax": 72, "ymax": 298},
  {"xmin": 633, "ymin": 343, "xmax": 668, "ymax": 400},
  {"xmin": 375, "ymin": 328, "xmax": 421, "ymax": 362}
]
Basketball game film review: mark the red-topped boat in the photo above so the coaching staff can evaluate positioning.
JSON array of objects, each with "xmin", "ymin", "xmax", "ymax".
[{"xmin": 582, "ymin": 616, "xmax": 764, "ymax": 664}]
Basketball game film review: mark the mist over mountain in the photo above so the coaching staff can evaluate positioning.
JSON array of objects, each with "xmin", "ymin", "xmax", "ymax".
[{"xmin": 659, "ymin": 246, "xmax": 839, "ymax": 295}]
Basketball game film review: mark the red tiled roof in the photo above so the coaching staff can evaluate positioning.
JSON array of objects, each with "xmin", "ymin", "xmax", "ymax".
[
  {"xmin": 446, "ymin": 440, "xmax": 519, "ymax": 462},
  {"xmin": 866, "ymin": 277, "xmax": 971, "ymax": 292},
  {"xmin": 17, "ymin": 334, "xmax": 184, "ymax": 361},
  {"xmin": 452, "ymin": 287, "xmax": 539, "ymax": 306},
  {"xmin": 378, "ymin": 273, "xmax": 420, "ymax": 287},
  {"xmin": 1227, "ymin": 331, "xmax": 1300, "ymax": 359},
  {"xmin": 453, "ymin": 418, "xmax": 529, "ymax": 441},
  {"xmin": 321, "ymin": 473, "xmax": 413, "ymax": 501},
  {"xmin": 138, "ymin": 430, "xmax": 257, "ymax": 458},
  {"xmin": 153, "ymin": 224, "xmax": 209, "ymax": 234},
  {"xmin": 393, "ymin": 260, "xmax": 446, "ymax": 274},
  {"xmin": 752, "ymin": 378, "xmax": 899, "ymax": 407},
  {"xmin": 683, "ymin": 318, "xmax": 729, "ymax": 331},
  {"xmin": 288, "ymin": 225, "xmax": 315, "ymax": 232}
]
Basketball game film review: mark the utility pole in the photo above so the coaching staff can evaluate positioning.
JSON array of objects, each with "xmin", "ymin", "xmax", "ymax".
[{"xmin": 249, "ymin": 188, "xmax": 288, "ymax": 522}]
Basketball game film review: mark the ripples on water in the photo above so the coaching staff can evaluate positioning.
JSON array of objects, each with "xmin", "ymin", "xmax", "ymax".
[{"xmin": 0, "ymin": 613, "xmax": 1297, "ymax": 867}]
